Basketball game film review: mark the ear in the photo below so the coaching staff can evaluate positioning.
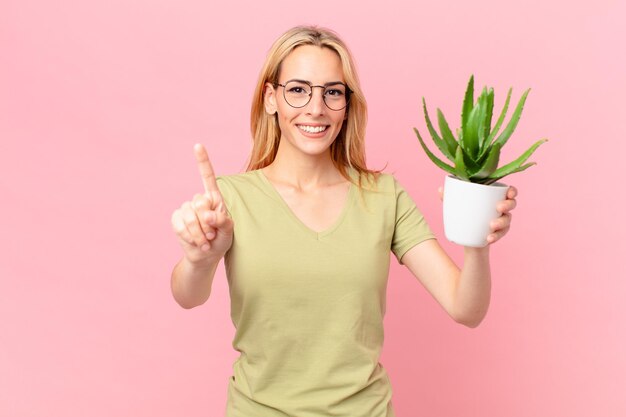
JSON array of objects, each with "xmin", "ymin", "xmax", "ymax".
[{"xmin": 264, "ymin": 83, "xmax": 278, "ymax": 115}]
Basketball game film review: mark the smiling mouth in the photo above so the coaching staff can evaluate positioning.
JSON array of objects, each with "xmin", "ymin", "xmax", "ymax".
[{"xmin": 297, "ymin": 125, "xmax": 329, "ymax": 134}]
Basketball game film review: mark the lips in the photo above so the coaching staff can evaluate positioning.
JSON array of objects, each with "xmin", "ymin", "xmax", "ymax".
[{"xmin": 297, "ymin": 124, "xmax": 329, "ymax": 134}]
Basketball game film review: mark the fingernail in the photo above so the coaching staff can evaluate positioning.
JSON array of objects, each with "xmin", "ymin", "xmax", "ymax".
[{"xmin": 201, "ymin": 244, "xmax": 209, "ymax": 251}]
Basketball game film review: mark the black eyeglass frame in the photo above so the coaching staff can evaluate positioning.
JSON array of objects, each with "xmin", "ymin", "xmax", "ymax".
[{"xmin": 275, "ymin": 79, "xmax": 352, "ymax": 111}]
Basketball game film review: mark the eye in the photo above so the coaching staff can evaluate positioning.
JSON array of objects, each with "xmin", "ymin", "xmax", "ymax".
[
  {"xmin": 284, "ymin": 81, "xmax": 311, "ymax": 95},
  {"xmin": 289, "ymin": 86, "xmax": 307, "ymax": 94},
  {"xmin": 325, "ymin": 88, "xmax": 345, "ymax": 97}
]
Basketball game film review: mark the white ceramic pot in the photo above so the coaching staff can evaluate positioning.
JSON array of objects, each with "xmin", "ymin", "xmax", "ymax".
[{"xmin": 443, "ymin": 175, "xmax": 509, "ymax": 247}]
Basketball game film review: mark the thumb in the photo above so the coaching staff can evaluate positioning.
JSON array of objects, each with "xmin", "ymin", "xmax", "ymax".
[
  {"xmin": 211, "ymin": 202, "xmax": 233, "ymax": 230},
  {"xmin": 217, "ymin": 201, "xmax": 230, "ymax": 216},
  {"xmin": 213, "ymin": 208, "xmax": 234, "ymax": 234}
]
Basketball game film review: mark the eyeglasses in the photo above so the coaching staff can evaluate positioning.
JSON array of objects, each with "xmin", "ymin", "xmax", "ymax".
[{"xmin": 276, "ymin": 79, "xmax": 351, "ymax": 111}]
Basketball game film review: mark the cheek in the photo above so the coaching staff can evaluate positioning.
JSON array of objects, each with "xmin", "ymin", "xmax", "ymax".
[
  {"xmin": 277, "ymin": 111, "xmax": 291, "ymax": 128},
  {"xmin": 333, "ymin": 112, "xmax": 347, "ymax": 128},
  {"xmin": 273, "ymin": 105, "xmax": 288, "ymax": 126},
  {"xmin": 276, "ymin": 111, "xmax": 296, "ymax": 137},
  {"xmin": 276, "ymin": 102, "xmax": 296, "ymax": 122}
]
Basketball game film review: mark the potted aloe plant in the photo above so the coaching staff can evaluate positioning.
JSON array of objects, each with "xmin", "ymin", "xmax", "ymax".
[{"xmin": 414, "ymin": 75, "xmax": 547, "ymax": 247}]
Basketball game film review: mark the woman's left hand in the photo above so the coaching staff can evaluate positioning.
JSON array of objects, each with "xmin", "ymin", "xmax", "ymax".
[{"xmin": 486, "ymin": 186, "xmax": 517, "ymax": 244}]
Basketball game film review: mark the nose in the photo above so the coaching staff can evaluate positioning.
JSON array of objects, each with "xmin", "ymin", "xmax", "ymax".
[{"xmin": 306, "ymin": 86, "xmax": 326, "ymax": 115}]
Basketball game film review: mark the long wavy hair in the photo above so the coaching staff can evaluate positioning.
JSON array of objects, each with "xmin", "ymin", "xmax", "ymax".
[{"xmin": 247, "ymin": 25, "xmax": 381, "ymax": 188}]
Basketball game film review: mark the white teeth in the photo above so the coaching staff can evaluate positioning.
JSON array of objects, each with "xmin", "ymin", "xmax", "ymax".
[{"xmin": 298, "ymin": 125, "xmax": 328, "ymax": 133}]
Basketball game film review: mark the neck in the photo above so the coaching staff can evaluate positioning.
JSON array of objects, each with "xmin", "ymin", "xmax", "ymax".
[{"xmin": 263, "ymin": 142, "xmax": 343, "ymax": 189}]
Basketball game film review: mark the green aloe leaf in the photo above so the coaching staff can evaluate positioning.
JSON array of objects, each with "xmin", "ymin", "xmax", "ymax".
[
  {"xmin": 484, "ymin": 88, "xmax": 494, "ymax": 143},
  {"xmin": 487, "ymin": 138, "xmax": 548, "ymax": 180},
  {"xmin": 475, "ymin": 143, "xmax": 492, "ymax": 168},
  {"xmin": 464, "ymin": 103, "xmax": 482, "ymax": 159},
  {"xmin": 423, "ymin": 98, "xmax": 454, "ymax": 162},
  {"xmin": 436, "ymin": 108, "xmax": 458, "ymax": 158},
  {"xmin": 488, "ymin": 88, "xmax": 512, "ymax": 142},
  {"xmin": 476, "ymin": 89, "xmax": 488, "ymax": 157},
  {"xmin": 470, "ymin": 142, "xmax": 501, "ymax": 180},
  {"xmin": 492, "ymin": 88, "xmax": 531, "ymax": 149},
  {"xmin": 480, "ymin": 87, "xmax": 512, "ymax": 159},
  {"xmin": 460, "ymin": 147, "xmax": 480, "ymax": 175},
  {"xmin": 461, "ymin": 75, "xmax": 474, "ymax": 133},
  {"xmin": 482, "ymin": 163, "xmax": 535, "ymax": 185},
  {"xmin": 413, "ymin": 127, "xmax": 456, "ymax": 175},
  {"xmin": 454, "ymin": 145, "xmax": 470, "ymax": 180}
]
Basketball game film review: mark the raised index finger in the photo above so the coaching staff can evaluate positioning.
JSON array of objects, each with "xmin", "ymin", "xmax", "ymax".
[{"xmin": 193, "ymin": 143, "xmax": 219, "ymax": 195}]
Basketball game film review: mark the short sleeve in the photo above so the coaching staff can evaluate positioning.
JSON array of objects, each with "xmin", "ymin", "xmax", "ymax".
[
  {"xmin": 390, "ymin": 177, "xmax": 436, "ymax": 264},
  {"xmin": 216, "ymin": 176, "xmax": 234, "ymax": 216}
]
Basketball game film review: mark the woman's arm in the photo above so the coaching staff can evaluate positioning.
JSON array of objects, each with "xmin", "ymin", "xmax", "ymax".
[
  {"xmin": 170, "ymin": 144, "xmax": 234, "ymax": 309},
  {"xmin": 400, "ymin": 186, "xmax": 517, "ymax": 328},
  {"xmin": 400, "ymin": 241, "xmax": 491, "ymax": 328},
  {"xmin": 171, "ymin": 255, "xmax": 221, "ymax": 309}
]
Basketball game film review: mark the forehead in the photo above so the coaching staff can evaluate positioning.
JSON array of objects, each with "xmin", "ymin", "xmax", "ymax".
[{"xmin": 279, "ymin": 45, "xmax": 344, "ymax": 83}]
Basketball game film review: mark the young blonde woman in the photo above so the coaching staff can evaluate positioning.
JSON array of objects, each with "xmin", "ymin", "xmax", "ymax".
[{"xmin": 170, "ymin": 26, "xmax": 517, "ymax": 417}]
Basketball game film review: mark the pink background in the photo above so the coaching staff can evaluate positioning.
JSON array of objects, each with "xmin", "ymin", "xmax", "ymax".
[{"xmin": 1, "ymin": 0, "xmax": 624, "ymax": 416}]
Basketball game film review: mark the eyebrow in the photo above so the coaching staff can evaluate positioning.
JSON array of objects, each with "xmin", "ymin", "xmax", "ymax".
[{"xmin": 287, "ymin": 78, "xmax": 346, "ymax": 87}]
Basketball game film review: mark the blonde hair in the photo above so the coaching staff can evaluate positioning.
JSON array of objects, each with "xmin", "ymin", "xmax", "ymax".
[{"xmin": 247, "ymin": 25, "xmax": 381, "ymax": 188}]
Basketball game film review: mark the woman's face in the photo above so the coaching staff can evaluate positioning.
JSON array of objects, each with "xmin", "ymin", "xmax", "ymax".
[{"xmin": 265, "ymin": 45, "xmax": 347, "ymax": 160}]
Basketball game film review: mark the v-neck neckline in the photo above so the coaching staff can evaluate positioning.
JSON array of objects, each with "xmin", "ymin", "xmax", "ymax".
[{"xmin": 256, "ymin": 169, "xmax": 355, "ymax": 239}]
